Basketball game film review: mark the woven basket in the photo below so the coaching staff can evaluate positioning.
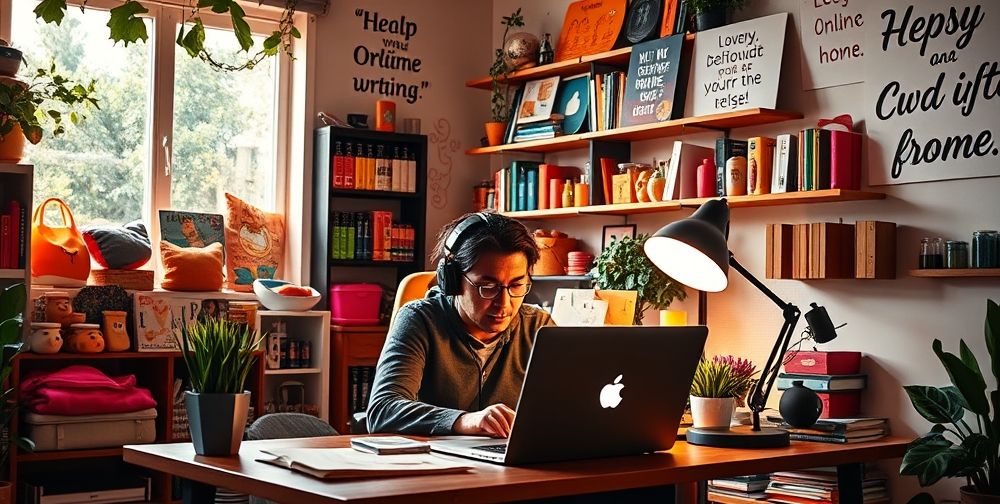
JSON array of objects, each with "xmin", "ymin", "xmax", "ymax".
[
  {"xmin": 88, "ymin": 269, "xmax": 154, "ymax": 290},
  {"xmin": 534, "ymin": 237, "xmax": 577, "ymax": 276}
]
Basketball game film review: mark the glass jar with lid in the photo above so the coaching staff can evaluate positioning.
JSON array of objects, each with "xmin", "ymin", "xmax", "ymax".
[
  {"xmin": 945, "ymin": 240, "xmax": 968, "ymax": 269},
  {"xmin": 972, "ymin": 230, "xmax": 999, "ymax": 268},
  {"xmin": 919, "ymin": 237, "xmax": 944, "ymax": 269}
]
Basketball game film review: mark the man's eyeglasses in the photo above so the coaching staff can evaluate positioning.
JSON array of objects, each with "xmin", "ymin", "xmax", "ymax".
[{"xmin": 463, "ymin": 274, "xmax": 532, "ymax": 300}]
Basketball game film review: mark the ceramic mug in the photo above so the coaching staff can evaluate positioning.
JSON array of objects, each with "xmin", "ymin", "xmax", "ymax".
[{"xmin": 102, "ymin": 310, "xmax": 130, "ymax": 352}]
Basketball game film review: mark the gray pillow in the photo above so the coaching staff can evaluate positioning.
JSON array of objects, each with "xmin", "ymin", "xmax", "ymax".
[{"xmin": 81, "ymin": 220, "xmax": 151, "ymax": 270}]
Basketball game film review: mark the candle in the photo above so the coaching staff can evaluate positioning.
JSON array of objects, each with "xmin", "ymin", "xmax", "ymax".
[{"xmin": 659, "ymin": 309, "xmax": 687, "ymax": 326}]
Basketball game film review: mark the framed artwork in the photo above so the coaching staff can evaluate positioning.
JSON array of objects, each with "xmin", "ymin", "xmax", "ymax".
[
  {"xmin": 517, "ymin": 76, "xmax": 561, "ymax": 124},
  {"xmin": 602, "ymin": 224, "xmax": 636, "ymax": 250},
  {"xmin": 553, "ymin": 73, "xmax": 590, "ymax": 134}
]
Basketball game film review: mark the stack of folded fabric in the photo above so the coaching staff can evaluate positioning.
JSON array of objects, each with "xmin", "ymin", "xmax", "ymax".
[{"xmin": 20, "ymin": 365, "xmax": 158, "ymax": 451}]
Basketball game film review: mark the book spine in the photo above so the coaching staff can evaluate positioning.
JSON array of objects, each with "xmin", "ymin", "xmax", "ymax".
[
  {"xmin": 350, "ymin": 366, "xmax": 360, "ymax": 413},
  {"xmin": 334, "ymin": 145, "xmax": 346, "ymax": 188},
  {"xmin": 526, "ymin": 166, "xmax": 538, "ymax": 211},
  {"xmin": 817, "ymin": 129, "xmax": 832, "ymax": 190},
  {"xmin": 0, "ymin": 214, "xmax": 10, "ymax": 269}
]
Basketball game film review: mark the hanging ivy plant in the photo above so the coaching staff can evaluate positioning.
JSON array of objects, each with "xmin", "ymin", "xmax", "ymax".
[{"xmin": 32, "ymin": 0, "xmax": 300, "ymax": 72}]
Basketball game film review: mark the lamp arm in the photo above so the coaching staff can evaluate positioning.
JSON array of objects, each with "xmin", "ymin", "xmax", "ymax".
[{"xmin": 728, "ymin": 253, "xmax": 801, "ymax": 431}]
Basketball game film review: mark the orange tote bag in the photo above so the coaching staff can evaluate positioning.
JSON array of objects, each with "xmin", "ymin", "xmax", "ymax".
[{"xmin": 31, "ymin": 198, "xmax": 91, "ymax": 287}]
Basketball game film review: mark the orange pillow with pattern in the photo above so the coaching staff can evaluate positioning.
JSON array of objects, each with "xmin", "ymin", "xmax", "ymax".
[
  {"xmin": 160, "ymin": 241, "xmax": 224, "ymax": 291},
  {"xmin": 224, "ymin": 193, "xmax": 286, "ymax": 292}
]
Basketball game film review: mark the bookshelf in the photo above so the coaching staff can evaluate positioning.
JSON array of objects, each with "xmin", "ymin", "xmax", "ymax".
[
  {"xmin": 330, "ymin": 325, "xmax": 387, "ymax": 434},
  {"xmin": 256, "ymin": 310, "xmax": 331, "ymax": 422},
  {"xmin": 0, "ymin": 163, "xmax": 32, "ymax": 309},
  {"xmin": 909, "ymin": 268, "xmax": 1000, "ymax": 278}
]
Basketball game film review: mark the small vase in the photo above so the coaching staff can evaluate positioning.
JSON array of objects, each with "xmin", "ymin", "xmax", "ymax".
[
  {"xmin": 690, "ymin": 396, "xmax": 735, "ymax": 430},
  {"xmin": 695, "ymin": 7, "xmax": 729, "ymax": 32},
  {"xmin": 779, "ymin": 380, "xmax": 823, "ymax": 428},
  {"xmin": 485, "ymin": 122, "xmax": 506, "ymax": 146},
  {"xmin": 696, "ymin": 158, "xmax": 716, "ymax": 198},
  {"xmin": 961, "ymin": 486, "xmax": 1000, "ymax": 504},
  {"xmin": 726, "ymin": 156, "xmax": 748, "ymax": 197}
]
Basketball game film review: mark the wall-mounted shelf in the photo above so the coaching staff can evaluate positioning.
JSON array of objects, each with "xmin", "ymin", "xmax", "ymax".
[
  {"xmin": 909, "ymin": 268, "xmax": 1000, "ymax": 278},
  {"xmin": 466, "ymin": 108, "xmax": 803, "ymax": 155},
  {"xmin": 503, "ymin": 190, "xmax": 885, "ymax": 221}
]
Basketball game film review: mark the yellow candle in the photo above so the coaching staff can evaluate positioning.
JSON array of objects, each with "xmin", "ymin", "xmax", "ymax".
[{"xmin": 660, "ymin": 309, "xmax": 687, "ymax": 326}]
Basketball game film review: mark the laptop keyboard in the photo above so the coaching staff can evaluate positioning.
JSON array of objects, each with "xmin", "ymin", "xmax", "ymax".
[{"xmin": 474, "ymin": 444, "xmax": 508, "ymax": 454}]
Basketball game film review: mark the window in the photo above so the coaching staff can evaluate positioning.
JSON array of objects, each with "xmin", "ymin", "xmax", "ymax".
[{"xmin": 5, "ymin": 0, "xmax": 285, "ymax": 230}]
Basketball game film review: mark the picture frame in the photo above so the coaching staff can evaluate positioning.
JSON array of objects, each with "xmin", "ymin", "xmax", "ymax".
[
  {"xmin": 601, "ymin": 224, "xmax": 637, "ymax": 250},
  {"xmin": 517, "ymin": 76, "xmax": 561, "ymax": 125}
]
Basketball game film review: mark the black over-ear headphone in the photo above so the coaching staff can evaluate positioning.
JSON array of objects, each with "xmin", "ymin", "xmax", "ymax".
[{"xmin": 436, "ymin": 212, "xmax": 491, "ymax": 295}]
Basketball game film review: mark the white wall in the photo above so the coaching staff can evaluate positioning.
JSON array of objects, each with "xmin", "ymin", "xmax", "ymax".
[{"xmin": 491, "ymin": 0, "xmax": 1000, "ymax": 501}]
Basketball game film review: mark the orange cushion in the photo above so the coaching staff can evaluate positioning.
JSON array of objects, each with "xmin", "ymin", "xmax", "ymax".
[{"xmin": 160, "ymin": 241, "xmax": 224, "ymax": 291}]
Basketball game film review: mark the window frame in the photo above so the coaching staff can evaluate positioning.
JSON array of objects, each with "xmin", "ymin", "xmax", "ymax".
[{"xmin": 0, "ymin": 0, "xmax": 292, "ymax": 280}]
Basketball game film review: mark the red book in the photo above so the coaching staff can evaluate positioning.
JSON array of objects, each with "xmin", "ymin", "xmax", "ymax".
[
  {"xmin": 830, "ymin": 130, "xmax": 862, "ymax": 190},
  {"xmin": 818, "ymin": 390, "xmax": 861, "ymax": 419},
  {"xmin": 8, "ymin": 200, "xmax": 20, "ymax": 268},
  {"xmin": 784, "ymin": 351, "xmax": 861, "ymax": 375},
  {"xmin": 599, "ymin": 157, "xmax": 617, "ymax": 205},
  {"xmin": 538, "ymin": 164, "xmax": 578, "ymax": 210},
  {"xmin": 333, "ymin": 151, "xmax": 344, "ymax": 188},
  {"xmin": 0, "ymin": 214, "xmax": 10, "ymax": 269}
]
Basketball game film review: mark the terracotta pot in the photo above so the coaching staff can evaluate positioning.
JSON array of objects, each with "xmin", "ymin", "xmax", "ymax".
[
  {"xmin": 0, "ymin": 480, "xmax": 11, "ymax": 504},
  {"xmin": 0, "ymin": 121, "xmax": 25, "ymax": 163},
  {"xmin": 485, "ymin": 122, "xmax": 506, "ymax": 146},
  {"xmin": 961, "ymin": 487, "xmax": 1000, "ymax": 504}
]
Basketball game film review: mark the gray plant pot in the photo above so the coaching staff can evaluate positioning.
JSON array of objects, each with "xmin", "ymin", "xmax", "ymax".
[{"xmin": 185, "ymin": 390, "xmax": 251, "ymax": 456}]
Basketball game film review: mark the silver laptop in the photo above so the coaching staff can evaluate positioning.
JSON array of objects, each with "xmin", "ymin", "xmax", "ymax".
[{"xmin": 430, "ymin": 325, "xmax": 707, "ymax": 465}]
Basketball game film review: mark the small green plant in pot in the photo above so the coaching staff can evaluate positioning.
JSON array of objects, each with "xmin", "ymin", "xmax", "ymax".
[
  {"xmin": 0, "ymin": 283, "xmax": 35, "ymax": 501},
  {"xmin": 485, "ymin": 8, "xmax": 524, "ymax": 146},
  {"xmin": 900, "ymin": 299, "xmax": 1000, "ymax": 504},
  {"xmin": 589, "ymin": 233, "xmax": 687, "ymax": 325},
  {"xmin": 689, "ymin": 355, "xmax": 757, "ymax": 429},
  {"xmin": 176, "ymin": 318, "xmax": 263, "ymax": 456},
  {"xmin": 685, "ymin": 0, "xmax": 750, "ymax": 31}
]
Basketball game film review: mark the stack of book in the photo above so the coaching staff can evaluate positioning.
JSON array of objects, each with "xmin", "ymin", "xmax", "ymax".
[
  {"xmin": 765, "ymin": 466, "xmax": 889, "ymax": 503},
  {"xmin": 779, "ymin": 351, "xmax": 865, "ymax": 419},
  {"xmin": 0, "ymin": 199, "xmax": 26, "ymax": 269},
  {"xmin": 767, "ymin": 416, "xmax": 889, "ymax": 444},
  {"xmin": 513, "ymin": 118, "xmax": 563, "ymax": 142},
  {"xmin": 707, "ymin": 474, "xmax": 770, "ymax": 503}
]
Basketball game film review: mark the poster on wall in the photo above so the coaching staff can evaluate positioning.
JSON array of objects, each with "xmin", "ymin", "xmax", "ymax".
[
  {"xmin": 799, "ymin": 0, "xmax": 866, "ymax": 90},
  {"xmin": 620, "ymin": 34, "xmax": 686, "ymax": 127},
  {"xmin": 685, "ymin": 13, "xmax": 788, "ymax": 117},
  {"xmin": 864, "ymin": 0, "xmax": 999, "ymax": 186}
]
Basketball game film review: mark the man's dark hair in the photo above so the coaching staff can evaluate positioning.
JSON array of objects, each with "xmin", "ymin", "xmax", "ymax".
[{"xmin": 433, "ymin": 212, "xmax": 539, "ymax": 273}]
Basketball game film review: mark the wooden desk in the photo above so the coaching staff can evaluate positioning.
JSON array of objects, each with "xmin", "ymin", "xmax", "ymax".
[{"xmin": 124, "ymin": 436, "xmax": 908, "ymax": 503}]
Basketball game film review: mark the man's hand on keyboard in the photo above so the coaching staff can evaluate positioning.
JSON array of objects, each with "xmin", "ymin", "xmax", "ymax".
[{"xmin": 453, "ymin": 403, "xmax": 516, "ymax": 438}]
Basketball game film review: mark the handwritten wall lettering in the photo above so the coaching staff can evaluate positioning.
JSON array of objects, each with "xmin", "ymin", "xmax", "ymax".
[
  {"xmin": 686, "ymin": 13, "xmax": 787, "ymax": 116},
  {"xmin": 799, "ymin": 0, "xmax": 866, "ymax": 89},
  {"xmin": 865, "ymin": 0, "xmax": 999, "ymax": 185},
  {"xmin": 351, "ymin": 8, "xmax": 430, "ymax": 104}
]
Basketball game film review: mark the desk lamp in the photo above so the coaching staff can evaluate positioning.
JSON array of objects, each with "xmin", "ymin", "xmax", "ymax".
[{"xmin": 643, "ymin": 198, "xmax": 838, "ymax": 448}]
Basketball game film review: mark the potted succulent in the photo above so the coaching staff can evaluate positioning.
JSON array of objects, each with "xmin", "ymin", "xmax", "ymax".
[
  {"xmin": 689, "ymin": 355, "xmax": 757, "ymax": 429},
  {"xmin": 589, "ymin": 233, "xmax": 687, "ymax": 325},
  {"xmin": 176, "ymin": 318, "xmax": 263, "ymax": 456},
  {"xmin": 486, "ymin": 8, "xmax": 525, "ymax": 146},
  {"xmin": 901, "ymin": 299, "xmax": 1000, "ymax": 504},
  {"xmin": 685, "ymin": 0, "xmax": 750, "ymax": 32},
  {"xmin": 0, "ymin": 53, "xmax": 98, "ymax": 162},
  {"xmin": 0, "ymin": 283, "xmax": 34, "ymax": 504}
]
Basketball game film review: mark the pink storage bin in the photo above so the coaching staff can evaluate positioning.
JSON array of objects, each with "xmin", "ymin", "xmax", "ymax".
[{"xmin": 330, "ymin": 283, "xmax": 383, "ymax": 325}]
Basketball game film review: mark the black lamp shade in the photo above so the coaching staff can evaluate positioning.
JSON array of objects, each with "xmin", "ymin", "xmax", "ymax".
[{"xmin": 644, "ymin": 199, "xmax": 731, "ymax": 292}]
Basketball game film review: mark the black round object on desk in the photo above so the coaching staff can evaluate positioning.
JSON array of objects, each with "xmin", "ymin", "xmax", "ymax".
[{"xmin": 779, "ymin": 380, "xmax": 824, "ymax": 428}]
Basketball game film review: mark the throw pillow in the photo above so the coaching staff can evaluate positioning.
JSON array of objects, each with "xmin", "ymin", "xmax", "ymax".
[
  {"xmin": 224, "ymin": 193, "xmax": 285, "ymax": 292},
  {"xmin": 81, "ymin": 220, "xmax": 152, "ymax": 270},
  {"xmin": 160, "ymin": 241, "xmax": 224, "ymax": 291}
]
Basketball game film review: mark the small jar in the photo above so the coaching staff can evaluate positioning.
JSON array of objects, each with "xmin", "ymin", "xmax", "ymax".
[
  {"xmin": 67, "ymin": 323, "xmax": 105, "ymax": 353},
  {"xmin": 561, "ymin": 179, "xmax": 575, "ymax": 208},
  {"xmin": 972, "ymin": 230, "xmax": 999, "ymax": 268},
  {"xmin": 574, "ymin": 173, "xmax": 590, "ymax": 207},
  {"xmin": 945, "ymin": 241, "xmax": 969, "ymax": 269},
  {"xmin": 29, "ymin": 322, "xmax": 63, "ymax": 354},
  {"xmin": 919, "ymin": 237, "xmax": 944, "ymax": 269}
]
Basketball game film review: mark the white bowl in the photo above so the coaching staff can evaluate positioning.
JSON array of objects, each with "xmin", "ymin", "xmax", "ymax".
[{"xmin": 253, "ymin": 279, "xmax": 321, "ymax": 312}]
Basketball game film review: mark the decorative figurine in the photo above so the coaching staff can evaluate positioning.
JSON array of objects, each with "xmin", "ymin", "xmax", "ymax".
[
  {"xmin": 102, "ymin": 310, "xmax": 130, "ymax": 352},
  {"xmin": 66, "ymin": 323, "xmax": 105, "ymax": 353},
  {"xmin": 44, "ymin": 291, "xmax": 86, "ymax": 330},
  {"xmin": 538, "ymin": 33, "xmax": 554, "ymax": 66},
  {"xmin": 28, "ymin": 322, "xmax": 63, "ymax": 354}
]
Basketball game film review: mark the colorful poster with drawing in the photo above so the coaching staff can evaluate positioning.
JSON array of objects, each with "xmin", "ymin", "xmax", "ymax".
[{"xmin": 159, "ymin": 210, "xmax": 225, "ymax": 250}]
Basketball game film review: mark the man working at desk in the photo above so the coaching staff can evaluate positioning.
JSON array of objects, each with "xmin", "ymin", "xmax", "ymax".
[{"xmin": 367, "ymin": 211, "xmax": 552, "ymax": 437}]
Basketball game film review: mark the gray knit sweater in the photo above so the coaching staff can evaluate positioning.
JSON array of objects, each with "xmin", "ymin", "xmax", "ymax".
[{"xmin": 366, "ymin": 287, "xmax": 552, "ymax": 435}]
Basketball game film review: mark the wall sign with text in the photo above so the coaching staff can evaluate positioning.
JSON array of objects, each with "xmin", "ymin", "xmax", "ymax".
[
  {"xmin": 864, "ymin": 0, "xmax": 998, "ymax": 185},
  {"xmin": 685, "ymin": 13, "xmax": 788, "ymax": 117},
  {"xmin": 799, "ymin": 0, "xmax": 866, "ymax": 90}
]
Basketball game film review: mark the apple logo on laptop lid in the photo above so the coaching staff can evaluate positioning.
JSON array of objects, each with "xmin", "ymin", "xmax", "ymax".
[{"xmin": 599, "ymin": 374, "xmax": 625, "ymax": 408}]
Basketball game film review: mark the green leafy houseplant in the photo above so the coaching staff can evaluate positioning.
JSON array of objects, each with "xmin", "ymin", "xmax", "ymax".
[
  {"xmin": 0, "ymin": 62, "xmax": 98, "ymax": 144},
  {"xmin": 589, "ymin": 233, "xmax": 687, "ymax": 324},
  {"xmin": 900, "ymin": 299, "xmax": 1000, "ymax": 499},
  {"xmin": 0, "ymin": 284, "xmax": 35, "ymax": 468},
  {"xmin": 691, "ymin": 356, "xmax": 755, "ymax": 399},
  {"xmin": 176, "ymin": 318, "xmax": 263, "ymax": 394},
  {"xmin": 33, "ymin": 0, "xmax": 299, "ymax": 71},
  {"xmin": 489, "ymin": 8, "xmax": 524, "ymax": 123}
]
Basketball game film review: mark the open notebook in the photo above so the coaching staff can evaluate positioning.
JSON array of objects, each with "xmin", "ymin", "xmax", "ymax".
[{"xmin": 257, "ymin": 448, "xmax": 473, "ymax": 479}]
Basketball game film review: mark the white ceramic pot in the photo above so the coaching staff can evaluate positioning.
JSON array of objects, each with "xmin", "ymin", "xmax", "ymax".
[{"xmin": 690, "ymin": 396, "xmax": 735, "ymax": 430}]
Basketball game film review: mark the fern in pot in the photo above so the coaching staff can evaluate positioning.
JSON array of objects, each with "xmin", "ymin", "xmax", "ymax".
[
  {"xmin": 177, "ymin": 318, "xmax": 262, "ymax": 456},
  {"xmin": 589, "ymin": 233, "xmax": 687, "ymax": 325}
]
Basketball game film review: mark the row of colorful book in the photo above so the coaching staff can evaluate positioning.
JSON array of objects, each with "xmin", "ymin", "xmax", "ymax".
[
  {"xmin": 330, "ymin": 141, "xmax": 418, "ymax": 193},
  {"xmin": 330, "ymin": 210, "xmax": 415, "ymax": 262},
  {"xmin": 707, "ymin": 466, "xmax": 889, "ymax": 503},
  {"xmin": 0, "ymin": 199, "xmax": 26, "ymax": 269},
  {"xmin": 492, "ymin": 161, "xmax": 582, "ymax": 213}
]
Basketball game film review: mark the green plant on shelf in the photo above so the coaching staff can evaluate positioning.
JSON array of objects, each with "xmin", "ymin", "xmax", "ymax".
[
  {"xmin": 0, "ymin": 283, "xmax": 35, "ymax": 465},
  {"xmin": 589, "ymin": 233, "xmax": 686, "ymax": 324},
  {"xmin": 489, "ymin": 8, "xmax": 525, "ymax": 123}
]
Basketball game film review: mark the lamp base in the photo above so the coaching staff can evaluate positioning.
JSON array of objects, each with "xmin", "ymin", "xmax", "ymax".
[{"xmin": 686, "ymin": 425, "xmax": 790, "ymax": 448}]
